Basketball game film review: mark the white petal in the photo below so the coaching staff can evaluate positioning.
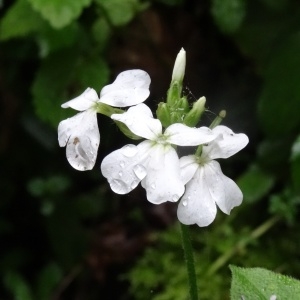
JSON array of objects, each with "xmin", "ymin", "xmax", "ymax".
[
  {"xmin": 99, "ymin": 69, "xmax": 151, "ymax": 107},
  {"xmin": 165, "ymin": 124, "xmax": 216, "ymax": 146},
  {"xmin": 112, "ymin": 103, "xmax": 162, "ymax": 140},
  {"xmin": 100, "ymin": 142, "xmax": 151, "ymax": 194},
  {"xmin": 58, "ymin": 109, "xmax": 99, "ymax": 171},
  {"xmin": 141, "ymin": 145, "xmax": 185, "ymax": 204},
  {"xmin": 203, "ymin": 160, "xmax": 243, "ymax": 214},
  {"xmin": 61, "ymin": 88, "xmax": 99, "ymax": 111},
  {"xmin": 179, "ymin": 155, "xmax": 199, "ymax": 184},
  {"xmin": 177, "ymin": 167, "xmax": 217, "ymax": 227},
  {"xmin": 202, "ymin": 125, "xmax": 249, "ymax": 160}
]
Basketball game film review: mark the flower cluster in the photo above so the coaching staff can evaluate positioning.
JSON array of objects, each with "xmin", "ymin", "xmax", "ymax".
[{"xmin": 58, "ymin": 48, "xmax": 248, "ymax": 227}]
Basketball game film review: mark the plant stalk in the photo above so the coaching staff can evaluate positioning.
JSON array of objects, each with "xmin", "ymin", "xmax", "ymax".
[{"xmin": 180, "ymin": 223, "xmax": 199, "ymax": 300}]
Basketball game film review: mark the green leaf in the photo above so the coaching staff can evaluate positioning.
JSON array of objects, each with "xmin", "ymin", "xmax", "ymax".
[
  {"xmin": 4, "ymin": 271, "xmax": 33, "ymax": 300},
  {"xmin": 211, "ymin": 0, "xmax": 246, "ymax": 34},
  {"xmin": 230, "ymin": 265, "xmax": 300, "ymax": 299},
  {"xmin": 27, "ymin": 0, "xmax": 92, "ymax": 29},
  {"xmin": 31, "ymin": 48, "xmax": 78, "ymax": 127},
  {"xmin": 269, "ymin": 189, "xmax": 300, "ymax": 225},
  {"xmin": 233, "ymin": 2, "xmax": 300, "ymax": 68},
  {"xmin": 237, "ymin": 165, "xmax": 275, "ymax": 203},
  {"xmin": 77, "ymin": 57, "xmax": 110, "ymax": 92},
  {"xmin": 96, "ymin": 0, "xmax": 146, "ymax": 26},
  {"xmin": 92, "ymin": 18, "xmax": 111, "ymax": 48},
  {"xmin": 258, "ymin": 33, "xmax": 300, "ymax": 136},
  {"xmin": 37, "ymin": 23, "xmax": 80, "ymax": 57},
  {"xmin": 0, "ymin": 0, "xmax": 45, "ymax": 40},
  {"xmin": 36, "ymin": 263, "xmax": 63, "ymax": 300}
]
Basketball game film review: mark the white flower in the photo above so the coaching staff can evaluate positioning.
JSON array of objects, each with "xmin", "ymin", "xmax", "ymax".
[
  {"xmin": 177, "ymin": 125, "xmax": 249, "ymax": 227},
  {"xmin": 101, "ymin": 103, "xmax": 216, "ymax": 204},
  {"xmin": 58, "ymin": 69, "xmax": 151, "ymax": 171}
]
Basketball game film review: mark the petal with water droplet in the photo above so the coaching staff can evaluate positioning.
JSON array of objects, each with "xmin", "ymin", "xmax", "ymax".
[
  {"xmin": 202, "ymin": 125, "xmax": 249, "ymax": 160},
  {"xmin": 177, "ymin": 166, "xmax": 217, "ymax": 227},
  {"xmin": 141, "ymin": 145, "xmax": 184, "ymax": 204},
  {"xmin": 101, "ymin": 144, "xmax": 147, "ymax": 194},
  {"xmin": 58, "ymin": 109, "xmax": 100, "ymax": 171}
]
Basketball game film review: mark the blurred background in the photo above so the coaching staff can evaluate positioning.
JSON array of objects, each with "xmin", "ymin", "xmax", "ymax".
[{"xmin": 1, "ymin": 0, "xmax": 300, "ymax": 299}]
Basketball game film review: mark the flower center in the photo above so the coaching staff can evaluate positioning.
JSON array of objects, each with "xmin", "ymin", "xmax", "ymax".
[
  {"xmin": 195, "ymin": 154, "xmax": 210, "ymax": 166},
  {"xmin": 155, "ymin": 134, "xmax": 169, "ymax": 145}
]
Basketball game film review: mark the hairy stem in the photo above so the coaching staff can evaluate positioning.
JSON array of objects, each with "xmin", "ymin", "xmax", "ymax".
[{"xmin": 180, "ymin": 223, "xmax": 199, "ymax": 300}]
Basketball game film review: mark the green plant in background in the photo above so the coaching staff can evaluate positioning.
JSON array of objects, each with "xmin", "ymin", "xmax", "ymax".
[{"xmin": 1, "ymin": 0, "xmax": 300, "ymax": 299}]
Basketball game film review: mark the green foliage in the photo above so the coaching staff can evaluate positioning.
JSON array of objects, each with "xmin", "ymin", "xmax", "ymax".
[
  {"xmin": 258, "ymin": 33, "xmax": 300, "ymax": 137},
  {"xmin": 211, "ymin": 0, "xmax": 246, "ymax": 34},
  {"xmin": 35, "ymin": 263, "xmax": 63, "ymax": 300},
  {"xmin": 230, "ymin": 265, "xmax": 300, "ymax": 299},
  {"xmin": 31, "ymin": 48, "xmax": 78, "ymax": 127},
  {"xmin": 27, "ymin": 0, "xmax": 92, "ymax": 29},
  {"xmin": 0, "ymin": 0, "xmax": 45, "ymax": 40},
  {"xmin": 4, "ymin": 271, "xmax": 33, "ymax": 300},
  {"xmin": 237, "ymin": 164, "xmax": 275, "ymax": 203},
  {"xmin": 96, "ymin": 0, "xmax": 148, "ymax": 26},
  {"xmin": 31, "ymin": 49, "xmax": 109, "ymax": 127}
]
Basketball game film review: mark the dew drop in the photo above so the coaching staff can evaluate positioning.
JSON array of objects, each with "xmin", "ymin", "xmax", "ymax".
[
  {"xmin": 120, "ymin": 161, "xmax": 125, "ymax": 168},
  {"xmin": 182, "ymin": 200, "xmax": 188, "ymax": 206},
  {"xmin": 122, "ymin": 144, "xmax": 138, "ymax": 157},
  {"xmin": 172, "ymin": 194, "xmax": 180, "ymax": 202},
  {"xmin": 118, "ymin": 171, "xmax": 123, "ymax": 177},
  {"xmin": 131, "ymin": 180, "xmax": 139, "ymax": 189},
  {"xmin": 110, "ymin": 179, "xmax": 128, "ymax": 194},
  {"xmin": 133, "ymin": 164, "xmax": 147, "ymax": 179},
  {"xmin": 151, "ymin": 183, "xmax": 156, "ymax": 190}
]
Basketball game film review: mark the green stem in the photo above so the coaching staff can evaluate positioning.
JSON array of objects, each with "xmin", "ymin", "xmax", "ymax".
[
  {"xmin": 180, "ymin": 223, "xmax": 199, "ymax": 300},
  {"xmin": 207, "ymin": 216, "xmax": 280, "ymax": 276}
]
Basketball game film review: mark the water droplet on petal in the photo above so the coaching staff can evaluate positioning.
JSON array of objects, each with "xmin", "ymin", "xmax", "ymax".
[
  {"xmin": 182, "ymin": 200, "xmax": 188, "ymax": 206},
  {"xmin": 122, "ymin": 144, "xmax": 138, "ymax": 157},
  {"xmin": 110, "ymin": 179, "xmax": 128, "ymax": 194},
  {"xmin": 120, "ymin": 161, "xmax": 125, "ymax": 168},
  {"xmin": 131, "ymin": 180, "xmax": 139, "ymax": 189},
  {"xmin": 172, "ymin": 194, "xmax": 180, "ymax": 202},
  {"xmin": 133, "ymin": 164, "xmax": 147, "ymax": 179},
  {"xmin": 118, "ymin": 171, "xmax": 123, "ymax": 177},
  {"xmin": 151, "ymin": 183, "xmax": 156, "ymax": 190}
]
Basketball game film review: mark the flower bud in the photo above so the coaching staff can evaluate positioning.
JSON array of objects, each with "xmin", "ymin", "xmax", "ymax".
[
  {"xmin": 183, "ymin": 96, "xmax": 206, "ymax": 127},
  {"xmin": 172, "ymin": 48, "xmax": 186, "ymax": 83}
]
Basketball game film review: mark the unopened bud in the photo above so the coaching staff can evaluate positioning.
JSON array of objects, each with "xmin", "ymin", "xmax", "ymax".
[
  {"xmin": 183, "ymin": 96, "xmax": 206, "ymax": 127},
  {"xmin": 172, "ymin": 48, "xmax": 186, "ymax": 83}
]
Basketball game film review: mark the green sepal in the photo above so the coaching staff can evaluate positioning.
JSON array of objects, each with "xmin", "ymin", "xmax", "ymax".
[
  {"xmin": 95, "ymin": 102, "xmax": 123, "ymax": 117},
  {"xmin": 166, "ymin": 81, "xmax": 182, "ymax": 107},
  {"xmin": 169, "ymin": 96, "xmax": 189, "ymax": 124},
  {"xmin": 183, "ymin": 96, "xmax": 206, "ymax": 127},
  {"xmin": 96, "ymin": 103, "xmax": 142, "ymax": 140},
  {"xmin": 156, "ymin": 102, "xmax": 172, "ymax": 128},
  {"xmin": 114, "ymin": 120, "xmax": 142, "ymax": 140}
]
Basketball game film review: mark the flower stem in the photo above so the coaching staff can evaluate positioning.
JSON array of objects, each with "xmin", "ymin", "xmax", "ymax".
[
  {"xmin": 180, "ymin": 223, "xmax": 199, "ymax": 300},
  {"xmin": 207, "ymin": 215, "xmax": 280, "ymax": 276}
]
